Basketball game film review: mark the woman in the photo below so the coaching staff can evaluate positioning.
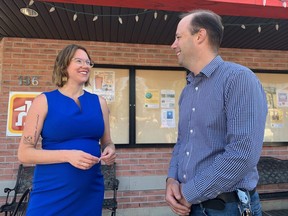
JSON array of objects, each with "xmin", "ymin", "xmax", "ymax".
[{"xmin": 18, "ymin": 44, "xmax": 116, "ymax": 215}]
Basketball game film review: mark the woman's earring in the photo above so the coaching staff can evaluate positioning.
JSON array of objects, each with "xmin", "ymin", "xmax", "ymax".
[{"xmin": 62, "ymin": 76, "xmax": 68, "ymax": 82}]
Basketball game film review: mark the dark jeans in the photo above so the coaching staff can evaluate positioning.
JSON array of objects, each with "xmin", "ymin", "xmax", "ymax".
[{"xmin": 189, "ymin": 192, "xmax": 262, "ymax": 216}]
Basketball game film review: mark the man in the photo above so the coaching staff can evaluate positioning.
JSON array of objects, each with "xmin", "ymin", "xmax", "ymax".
[{"xmin": 165, "ymin": 9, "xmax": 267, "ymax": 216}]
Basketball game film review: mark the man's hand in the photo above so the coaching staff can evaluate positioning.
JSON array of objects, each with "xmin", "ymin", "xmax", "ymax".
[{"xmin": 165, "ymin": 178, "xmax": 191, "ymax": 216}]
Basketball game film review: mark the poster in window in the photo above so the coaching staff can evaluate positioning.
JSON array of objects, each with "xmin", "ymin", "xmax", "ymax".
[
  {"xmin": 136, "ymin": 69, "xmax": 187, "ymax": 144},
  {"xmin": 92, "ymin": 70, "xmax": 115, "ymax": 103},
  {"xmin": 144, "ymin": 89, "xmax": 159, "ymax": 108},
  {"xmin": 161, "ymin": 89, "xmax": 175, "ymax": 108}
]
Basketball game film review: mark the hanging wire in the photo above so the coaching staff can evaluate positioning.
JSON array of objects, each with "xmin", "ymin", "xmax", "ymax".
[
  {"xmin": 40, "ymin": 1, "xmax": 155, "ymax": 19},
  {"xmin": 32, "ymin": 0, "xmax": 283, "ymax": 32}
]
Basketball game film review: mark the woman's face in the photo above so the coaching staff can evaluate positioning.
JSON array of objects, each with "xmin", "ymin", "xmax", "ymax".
[{"xmin": 66, "ymin": 49, "xmax": 92, "ymax": 86}]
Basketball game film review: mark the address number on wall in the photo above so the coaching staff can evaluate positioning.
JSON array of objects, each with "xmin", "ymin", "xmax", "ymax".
[{"xmin": 18, "ymin": 76, "xmax": 39, "ymax": 86}]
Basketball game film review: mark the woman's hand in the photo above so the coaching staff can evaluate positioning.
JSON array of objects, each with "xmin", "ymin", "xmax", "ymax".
[
  {"xmin": 100, "ymin": 145, "xmax": 116, "ymax": 165},
  {"xmin": 67, "ymin": 150, "xmax": 101, "ymax": 170}
]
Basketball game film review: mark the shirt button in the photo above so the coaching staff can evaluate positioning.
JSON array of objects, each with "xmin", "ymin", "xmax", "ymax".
[
  {"xmin": 186, "ymin": 151, "xmax": 189, "ymax": 156},
  {"xmin": 192, "ymin": 108, "xmax": 195, "ymax": 112},
  {"xmin": 190, "ymin": 129, "xmax": 193, "ymax": 134},
  {"xmin": 195, "ymin": 87, "xmax": 198, "ymax": 91},
  {"xmin": 183, "ymin": 174, "xmax": 186, "ymax": 179}
]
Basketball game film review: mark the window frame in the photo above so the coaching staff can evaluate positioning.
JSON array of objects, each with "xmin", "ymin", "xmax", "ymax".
[
  {"xmin": 94, "ymin": 64, "xmax": 188, "ymax": 148},
  {"xmin": 93, "ymin": 65, "xmax": 288, "ymax": 148},
  {"xmin": 253, "ymin": 69, "xmax": 288, "ymax": 147}
]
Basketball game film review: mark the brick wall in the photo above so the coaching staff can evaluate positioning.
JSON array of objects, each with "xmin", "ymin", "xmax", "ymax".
[{"xmin": 0, "ymin": 37, "xmax": 288, "ymax": 212}]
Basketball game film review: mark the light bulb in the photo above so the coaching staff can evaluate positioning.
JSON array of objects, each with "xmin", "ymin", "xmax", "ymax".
[
  {"xmin": 135, "ymin": 15, "xmax": 139, "ymax": 22},
  {"xmin": 258, "ymin": 25, "xmax": 261, "ymax": 33},
  {"xmin": 29, "ymin": 0, "xmax": 34, "ymax": 6},
  {"xmin": 283, "ymin": 1, "xmax": 287, "ymax": 8},
  {"xmin": 275, "ymin": 23, "xmax": 279, "ymax": 31},
  {"xmin": 118, "ymin": 17, "xmax": 123, "ymax": 24},
  {"xmin": 93, "ymin": 16, "xmax": 98, "ymax": 21},
  {"xmin": 263, "ymin": 0, "xmax": 266, "ymax": 6},
  {"xmin": 154, "ymin": 11, "xmax": 157, "ymax": 19},
  {"xmin": 241, "ymin": 24, "xmax": 246, "ymax": 29},
  {"xmin": 73, "ymin": 13, "xmax": 77, "ymax": 21},
  {"xmin": 164, "ymin": 14, "xmax": 168, "ymax": 21},
  {"xmin": 49, "ymin": 7, "xmax": 55, "ymax": 13}
]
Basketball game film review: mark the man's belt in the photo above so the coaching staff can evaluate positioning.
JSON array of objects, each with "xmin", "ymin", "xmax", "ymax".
[{"xmin": 199, "ymin": 188, "xmax": 256, "ymax": 210}]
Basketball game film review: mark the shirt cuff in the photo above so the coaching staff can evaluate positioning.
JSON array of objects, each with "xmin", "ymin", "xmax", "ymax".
[
  {"xmin": 181, "ymin": 180, "xmax": 202, "ymax": 204},
  {"xmin": 167, "ymin": 167, "xmax": 178, "ymax": 180}
]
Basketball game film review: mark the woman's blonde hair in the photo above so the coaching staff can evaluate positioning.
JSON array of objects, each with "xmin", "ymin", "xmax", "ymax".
[{"xmin": 52, "ymin": 44, "xmax": 92, "ymax": 87}]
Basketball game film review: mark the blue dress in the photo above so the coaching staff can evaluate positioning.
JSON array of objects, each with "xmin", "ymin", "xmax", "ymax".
[{"xmin": 27, "ymin": 90, "xmax": 105, "ymax": 216}]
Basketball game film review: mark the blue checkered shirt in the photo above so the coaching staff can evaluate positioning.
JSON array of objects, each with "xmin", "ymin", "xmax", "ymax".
[{"xmin": 167, "ymin": 56, "xmax": 268, "ymax": 204}]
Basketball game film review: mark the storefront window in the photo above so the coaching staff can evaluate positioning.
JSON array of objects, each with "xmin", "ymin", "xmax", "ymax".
[
  {"xmin": 85, "ymin": 68, "xmax": 130, "ymax": 144},
  {"xmin": 85, "ymin": 66, "xmax": 187, "ymax": 146},
  {"xmin": 135, "ymin": 69, "xmax": 186, "ymax": 144},
  {"xmin": 256, "ymin": 72, "xmax": 288, "ymax": 144}
]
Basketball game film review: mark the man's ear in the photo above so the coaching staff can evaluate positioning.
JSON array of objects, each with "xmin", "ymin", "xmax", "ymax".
[{"xmin": 196, "ymin": 28, "xmax": 207, "ymax": 44}]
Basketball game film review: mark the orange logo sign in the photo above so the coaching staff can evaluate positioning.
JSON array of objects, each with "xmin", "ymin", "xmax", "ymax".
[{"xmin": 6, "ymin": 92, "xmax": 41, "ymax": 136}]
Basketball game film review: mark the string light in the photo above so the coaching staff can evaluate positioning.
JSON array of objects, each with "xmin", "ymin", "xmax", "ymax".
[
  {"xmin": 93, "ymin": 15, "xmax": 98, "ymax": 21},
  {"xmin": 275, "ymin": 23, "xmax": 279, "ymax": 30},
  {"xmin": 49, "ymin": 7, "xmax": 55, "ymax": 13},
  {"xmin": 154, "ymin": 11, "xmax": 157, "ymax": 19},
  {"xmin": 135, "ymin": 14, "xmax": 139, "ymax": 22},
  {"xmin": 28, "ymin": 0, "xmax": 34, "ymax": 6},
  {"xmin": 225, "ymin": 20, "xmax": 281, "ymax": 34},
  {"xmin": 118, "ymin": 17, "xmax": 123, "ymax": 24},
  {"xmin": 164, "ymin": 14, "xmax": 168, "ymax": 21},
  {"xmin": 26, "ymin": 0, "xmax": 283, "ymax": 34},
  {"xmin": 37, "ymin": 1, "xmax": 158, "ymax": 24},
  {"xmin": 279, "ymin": 0, "xmax": 287, "ymax": 8},
  {"xmin": 264, "ymin": 0, "xmax": 287, "ymax": 8},
  {"xmin": 73, "ymin": 13, "xmax": 77, "ymax": 21}
]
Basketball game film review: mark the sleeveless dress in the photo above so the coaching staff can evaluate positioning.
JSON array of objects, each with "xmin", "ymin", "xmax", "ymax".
[{"xmin": 26, "ymin": 89, "xmax": 105, "ymax": 216}]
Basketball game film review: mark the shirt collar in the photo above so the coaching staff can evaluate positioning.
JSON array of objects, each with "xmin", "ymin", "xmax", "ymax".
[
  {"xmin": 187, "ymin": 55, "xmax": 224, "ymax": 82},
  {"xmin": 201, "ymin": 55, "xmax": 223, "ymax": 78}
]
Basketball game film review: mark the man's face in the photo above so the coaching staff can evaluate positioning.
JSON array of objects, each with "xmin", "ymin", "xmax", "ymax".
[{"xmin": 171, "ymin": 15, "xmax": 196, "ymax": 68}]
